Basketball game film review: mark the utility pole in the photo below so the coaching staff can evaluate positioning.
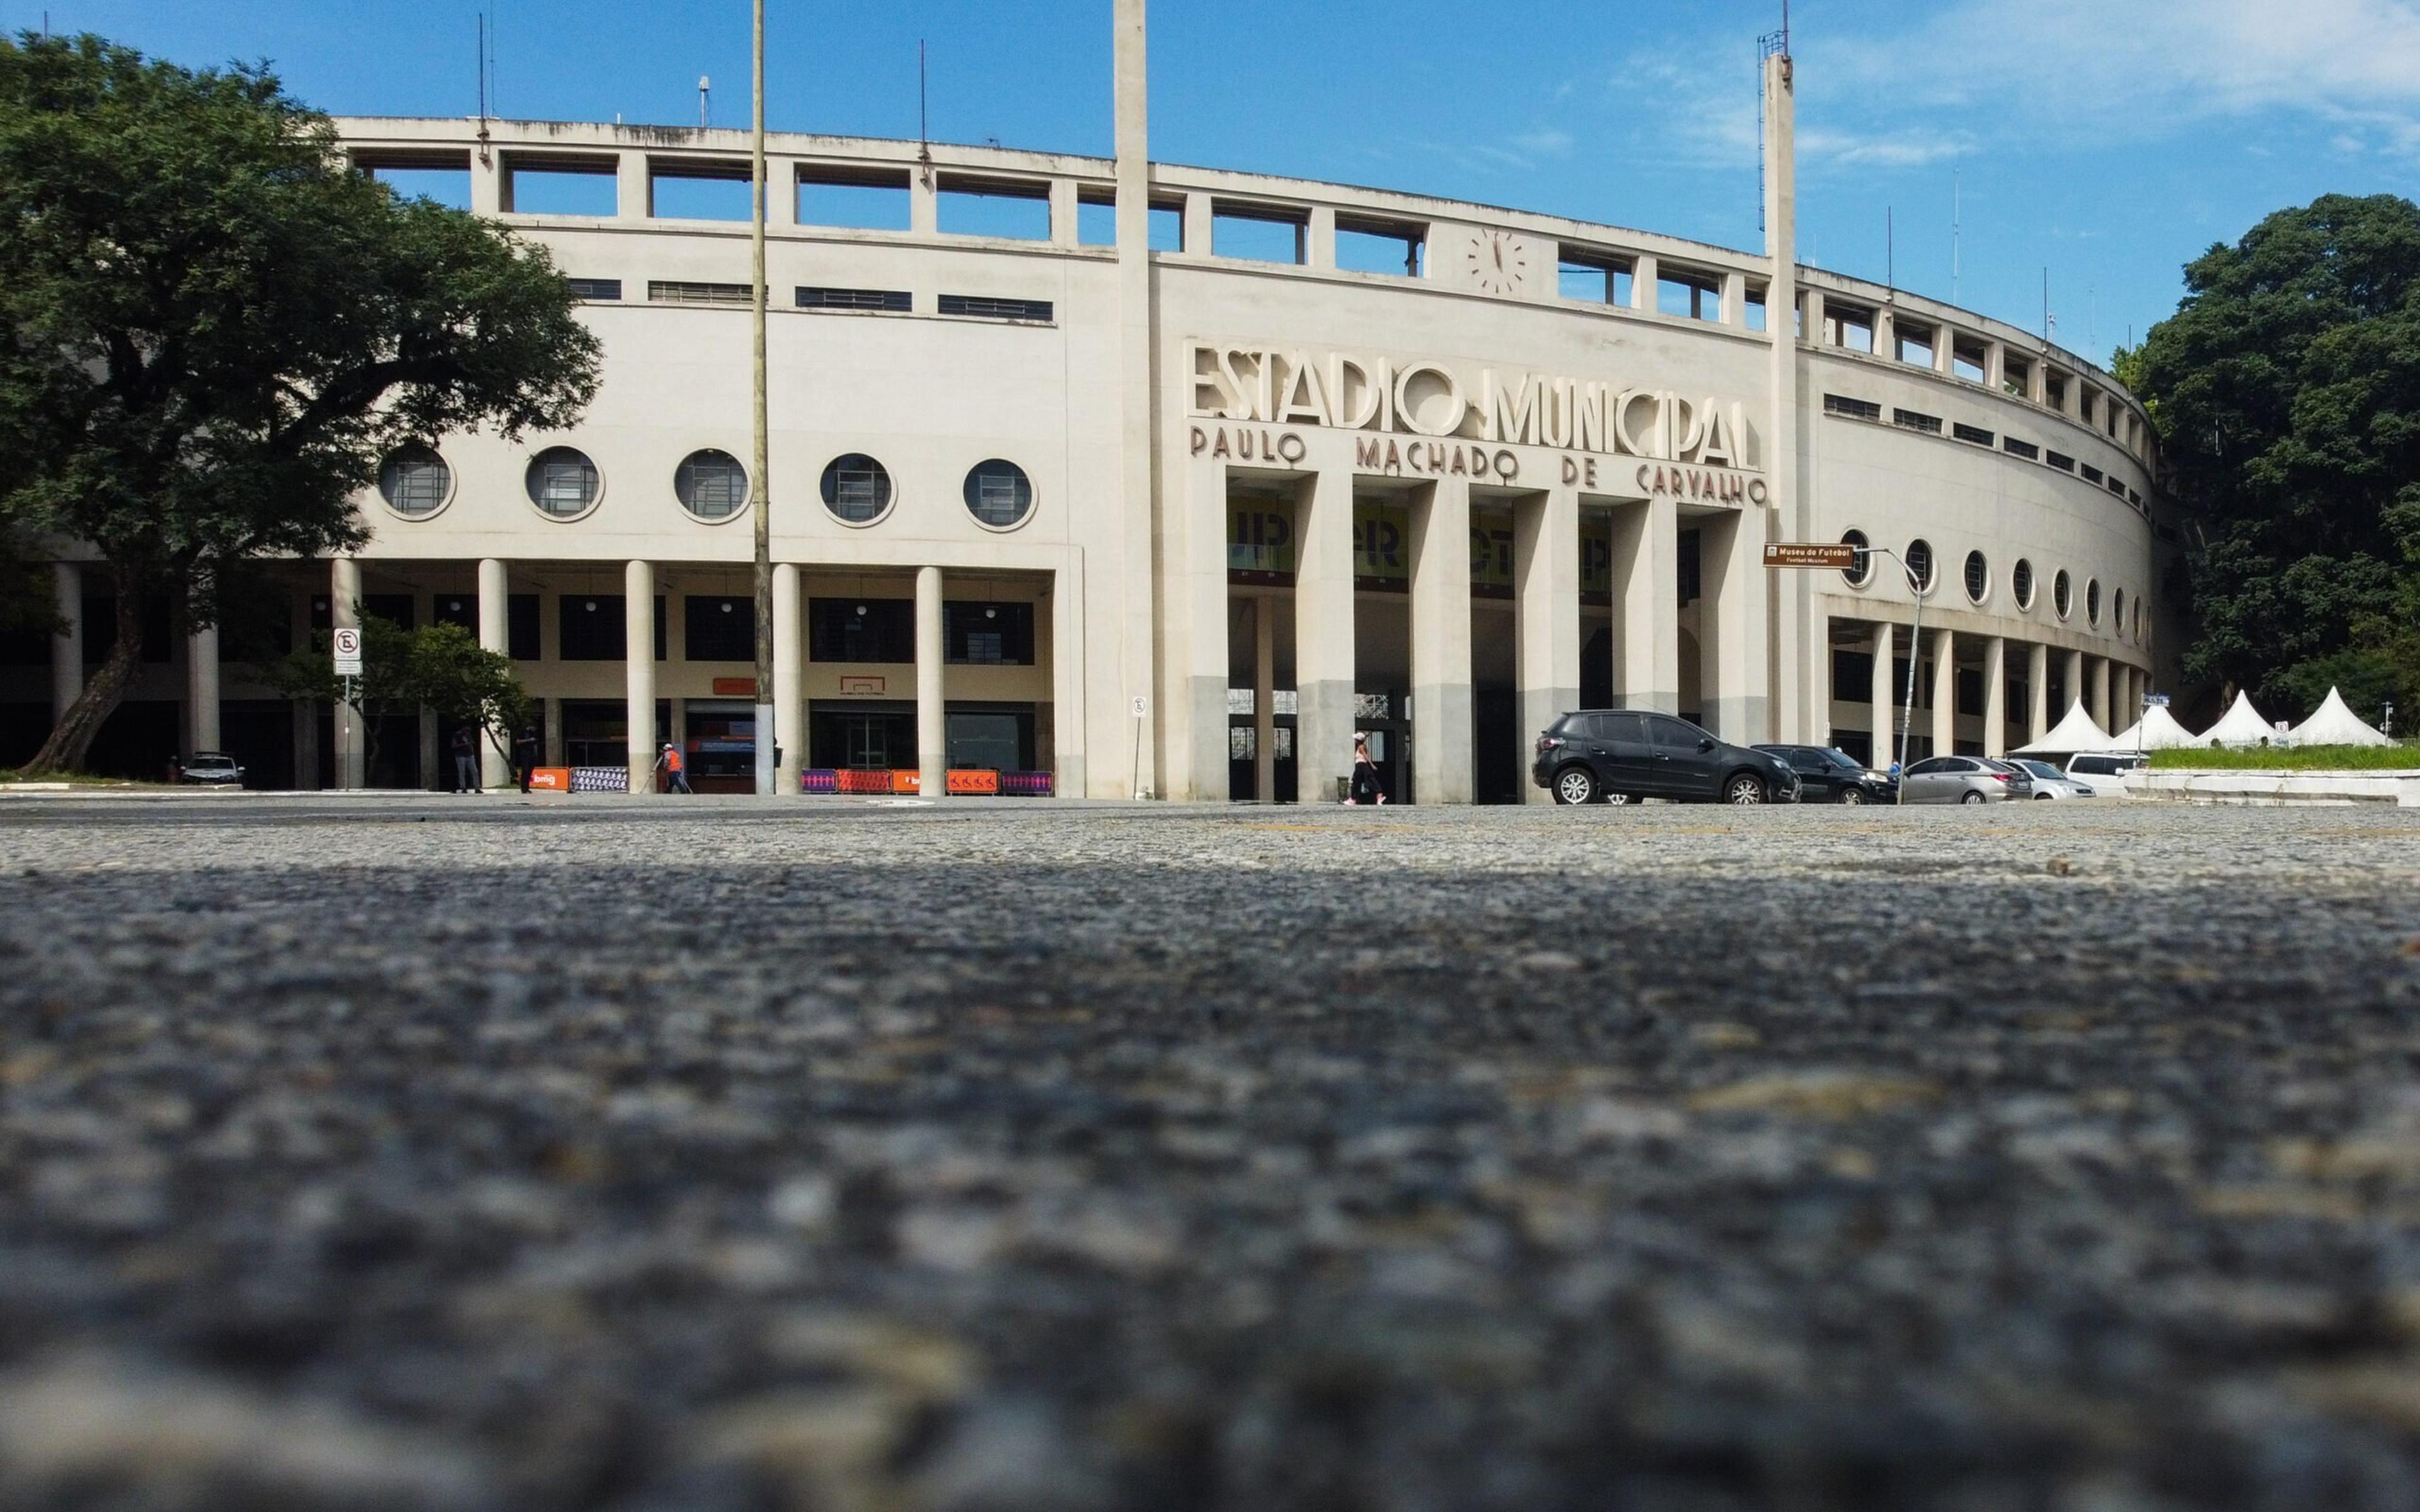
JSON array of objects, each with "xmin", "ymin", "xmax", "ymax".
[{"xmin": 749, "ymin": 0, "xmax": 775, "ymax": 796}]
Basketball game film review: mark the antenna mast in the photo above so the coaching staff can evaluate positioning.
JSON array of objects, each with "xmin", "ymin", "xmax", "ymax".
[
  {"xmin": 1951, "ymin": 168, "xmax": 1961, "ymax": 303},
  {"xmin": 699, "ymin": 74, "xmax": 711, "ymax": 128}
]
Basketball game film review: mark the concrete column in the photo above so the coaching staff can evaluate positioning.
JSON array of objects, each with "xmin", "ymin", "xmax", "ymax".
[
  {"xmin": 187, "ymin": 624, "xmax": 221, "ymax": 753},
  {"xmin": 1294, "ymin": 464, "xmax": 1356, "ymax": 805},
  {"xmin": 330, "ymin": 559, "xmax": 364, "ymax": 789},
  {"xmin": 616, "ymin": 151, "xmax": 648, "ymax": 219},
  {"xmin": 1048, "ymin": 179, "xmax": 1079, "ymax": 248},
  {"xmin": 1252, "ymin": 597, "xmax": 1276, "ymax": 801},
  {"xmin": 625, "ymin": 561, "xmax": 654, "ymax": 794},
  {"xmin": 1876, "ymin": 306, "xmax": 1895, "ymax": 360},
  {"xmin": 2090, "ymin": 655, "xmax": 2111, "ymax": 736},
  {"xmin": 1802, "ymin": 288, "xmax": 1825, "ymax": 346},
  {"xmin": 773, "ymin": 563, "xmax": 801, "ymax": 791},
  {"xmin": 1610, "ymin": 496, "xmax": 1679, "ymax": 712},
  {"xmin": 1113, "ymin": 0, "xmax": 1160, "ymax": 799},
  {"xmin": 1305, "ymin": 204, "xmax": 1336, "ymax": 270},
  {"xmin": 2028, "ymin": 642, "xmax": 2050, "ymax": 743},
  {"xmin": 418, "ymin": 706, "xmax": 440, "ymax": 793},
  {"xmin": 1182, "ymin": 191, "xmax": 1211, "ymax": 257},
  {"xmin": 1175, "ymin": 455, "xmax": 1230, "ymax": 801},
  {"xmin": 1697, "ymin": 507, "xmax": 1770, "ymax": 742},
  {"xmin": 2063, "ymin": 648, "xmax": 2087, "ymax": 727},
  {"xmin": 916, "ymin": 565, "xmax": 946, "ymax": 797},
  {"xmin": 1763, "ymin": 52, "xmax": 1809, "ymax": 746},
  {"xmin": 1720, "ymin": 270, "xmax": 1746, "ymax": 327},
  {"xmin": 1933, "ymin": 322, "xmax": 1957, "ymax": 376},
  {"xmin": 1408, "ymin": 475, "xmax": 1473, "ymax": 804},
  {"xmin": 1050, "ymin": 559, "xmax": 1087, "ymax": 798},
  {"xmin": 477, "ymin": 559, "xmax": 510, "ymax": 788},
  {"xmin": 1985, "ymin": 341, "xmax": 2006, "ymax": 392},
  {"xmin": 1514, "ymin": 486, "xmax": 1581, "ymax": 804},
  {"xmin": 50, "ymin": 563, "xmax": 82, "ymax": 724},
  {"xmin": 471, "ymin": 148, "xmax": 504, "ymax": 215},
  {"xmin": 1930, "ymin": 627, "xmax": 1955, "ymax": 757},
  {"xmin": 1870, "ymin": 621, "xmax": 1896, "ymax": 767},
  {"xmin": 910, "ymin": 166, "xmax": 938, "ymax": 236},
  {"xmin": 1629, "ymin": 255, "xmax": 1657, "ymax": 311},
  {"xmin": 1981, "ymin": 635, "xmax": 2007, "ymax": 759}
]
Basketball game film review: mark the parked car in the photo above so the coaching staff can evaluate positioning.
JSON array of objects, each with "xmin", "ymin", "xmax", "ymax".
[
  {"xmin": 178, "ymin": 752, "xmax": 245, "ymax": 786},
  {"xmin": 2009, "ymin": 758, "xmax": 2097, "ymax": 798},
  {"xmin": 1898, "ymin": 754, "xmax": 2034, "ymax": 805},
  {"xmin": 1534, "ymin": 711, "xmax": 1801, "ymax": 805},
  {"xmin": 2065, "ymin": 751, "xmax": 2150, "ymax": 795},
  {"xmin": 1753, "ymin": 744, "xmax": 1896, "ymax": 804}
]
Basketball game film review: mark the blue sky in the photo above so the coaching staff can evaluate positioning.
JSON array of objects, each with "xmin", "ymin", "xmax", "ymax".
[{"xmin": 11, "ymin": 0, "xmax": 2420, "ymax": 367}]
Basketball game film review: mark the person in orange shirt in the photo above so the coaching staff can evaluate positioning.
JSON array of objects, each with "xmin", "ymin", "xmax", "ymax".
[{"xmin": 653, "ymin": 742, "xmax": 692, "ymax": 794}]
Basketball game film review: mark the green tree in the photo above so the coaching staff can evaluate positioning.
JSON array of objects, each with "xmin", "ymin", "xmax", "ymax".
[
  {"xmin": 2129, "ymin": 193, "xmax": 2420, "ymax": 718},
  {"xmin": 260, "ymin": 616, "xmax": 531, "ymax": 784},
  {"xmin": 0, "ymin": 33, "xmax": 597, "ymax": 774}
]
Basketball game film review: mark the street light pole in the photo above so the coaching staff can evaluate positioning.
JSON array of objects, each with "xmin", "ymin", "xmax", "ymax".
[
  {"xmin": 749, "ymin": 0, "xmax": 774, "ymax": 796},
  {"xmin": 1858, "ymin": 544, "xmax": 1924, "ymax": 805}
]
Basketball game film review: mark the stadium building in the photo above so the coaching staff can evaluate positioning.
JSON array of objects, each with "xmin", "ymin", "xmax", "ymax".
[{"xmin": 6, "ymin": 14, "xmax": 2172, "ymax": 798}]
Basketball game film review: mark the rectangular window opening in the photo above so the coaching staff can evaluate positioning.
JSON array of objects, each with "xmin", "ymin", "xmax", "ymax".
[
  {"xmin": 1656, "ymin": 271, "xmax": 1720, "ymax": 321},
  {"xmin": 1150, "ymin": 197, "xmax": 1185, "ymax": 251},
  {"xmin": 1077, "ymin": 187, "xmax": 1117, "ymax": 247},
  {"xmin": 684, "ymin": 596, "xmax": 754, "ymax": 662},
  {"xmin": 500, "ymin": 154, "xmax": 618, "ymax": 216},
  {"xmin": 1892, "ymin": 408, "xmax": 1943, "ymax": 435},
  {"xmin": 1211, "ymin": 203, "xmax": 1306, "ymax": 265},
  {"xmin": 1823, "ymin": 393, "xmax": 1882, "ymax": 421},
  {"xmin": 944, "ymin": 602, "xmax": 1035, "ymax": 666},
  {"xmin": 1952, "ymin": 421, "xmax": 1994, "ymax": 446},
  {"xmin": 2002, "ymin": 435, "xmax": 2040, "ymax": 460},
  {"xmin": 796, "ymin": 285, "xmax": 911, "ymax": 312},
  {"xmin": 1894, "ymin": 324, "xmax": 1937, "ymax": 368},
  {"xmin": 366, "ymin": 166, "xmax": 471, "ymax": 209},
  {"xmin": 810, "ymin": 598, "xmax": 915, "ymax": 663},
  {"xmin": 2045, "ymin": 449, "xmax": 2075, "ymax": 472},
  {"xmin": 797, "ymin": 164, "xmax": 911, "ymax": 231},
  {"xmin": 1555, "ymin": 246, "xmax": 1633, "ymax": 306},
  {"xmin": 649, "ymin": 158, "xmax": 752, "ymax": 220},
  {"xmin": 2002, "ymin": 355, "xmax": 2032, "ymax": 398},
  {"xmin": 2080, "ymin": 462, "xmax": 2106, "ymax": 484},
  {"xmin": 650, "ymin": 280, "xmax": 752, "ymax": 306},
  {"xmin": 936, "ymin": 294, "xmax": 1053, "ymax": 322},
  {"xmin": 1951, "ymin": 338, "xmax": 1988, "ymax": 383},
  {"xmin": 1334, "ymin": 215, "xmax": 1426, "ymax": 277},
  {"xmin": 1829, "ymin": 304, "xmax": 1876, "ymax": 353},
  {"xmin": 567, "ymin": 278, "xmax": 622, "ymax": 301},
  {"xmin": 936, "ymin": 175, "xmax": 1051, "ymax": 241},
  {"xmin": 1743, "ymin": 284, "xmax": 1768, "ymax": 331},
  {"xmin": 2044, "ymin": 373, "xmax": 2069, "ymax": 410}
]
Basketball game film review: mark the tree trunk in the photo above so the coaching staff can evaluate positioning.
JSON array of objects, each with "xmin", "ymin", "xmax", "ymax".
[{"xmin": 18, "ymin": 585, "xmax": 142, "ymax": 776}]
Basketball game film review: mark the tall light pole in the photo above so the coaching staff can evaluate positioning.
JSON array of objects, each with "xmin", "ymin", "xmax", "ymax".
[
  {"xmin": 749, "ymin": 0, "xmax": 775, "ymax": 795},
  {"xmin": 1857, "ymin": 543, "xmax": 1926, "ymax": 804}
]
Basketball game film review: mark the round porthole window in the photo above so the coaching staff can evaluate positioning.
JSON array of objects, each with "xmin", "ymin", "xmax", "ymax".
[
  {"xmin": 1840, "ymin": 529, "xmax": 1872, "ymax": 587},
  {"xmin": 962, "ymin": 459, "xmax": 1034, "ymax": 529},
  {"xmin": 2087, "ymin": 578, "xmax": 2102, "ymax": 627},
  {"xmin": 377, "ymin": 445, "xmax": 452, "ymax": 518},
  {"xmin": 2112, "ymin": 588, "xmax": 2126, "ymax": 639},
  {"xmin": 2013, "ymin": 558, "xmax": 2035, "ymax": 611},
  {"xmin": 2054, "ymin": 569, "xmax": 2073, "ymax": 621},
  {"xmin": 1963, "ymin": 549, "xmax": 1989, "ymax": 605},
  {"xmin": 525, "ymin": 447, "xmax": 602, "ymax": 519},
  {"xmin": 1904, "ymin": 538, "xmax": 1935, "ymax": 596},
  {"xmin": 675, "ymin": 449, "xmax": 748, "ymax": 522},
  {"xmin": 821, "ymin": 453, "xmax": 894, "ymax": 525}
]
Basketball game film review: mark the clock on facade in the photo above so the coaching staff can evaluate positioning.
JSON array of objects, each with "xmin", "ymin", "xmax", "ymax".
[{"xmin": 1465, "ymin": 228, "xmax": 1530, "ymax": 295}]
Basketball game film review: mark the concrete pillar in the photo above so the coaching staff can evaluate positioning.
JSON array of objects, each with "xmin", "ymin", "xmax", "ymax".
[
  {"xmin": 2090, "ymin": 655, "xmax": 2111, "ymax": 736},
  {"xmin": 1802, "ymin": 288, "xmax": 1825, "ymax": 346},
  {"xmin": 1763, "ymin": 51, "xmax": 1809, "ymax": 747},
  {"xmin": 1050, "ymin": 559, "xmax": 1086, "ymax": 798},
  {"xmin": 470, "ymin": 148, "xmax": 503, "ymax": 215},
  {"xmin": 1720, "ymin": 270, "xmax": 1747, "ymax": 326},
  {"xmin": 1930, "ymin": 627, "xmax": 1956, "ymax": 757},
  {"xmin": 1252, "ymin": 597, "xmax": 1276, "ymax": 801},
  {"xmin": 50, "ymin": 563, "xmax": 81, "ymax": 724},
  {"xmin": 1305, "ymin": 204, "xmax": 1335, "ymax": 270},
  {"xmin": 1985, "ymin": 340, "xmax": 2006, "ymax": 392},
  {"xmin": 477, "ymin": 559, "xmax": 510, "ymax": 788},
  {"xmin": 187, "ymin": 623, "xmax": 221, "ymax": 754},
  {"xmin": 916, "ymin": 565, "xmax": 945, "ymax": 798},
  {"xmin": 1294, "ymin": 464, "xmax": 1356, "ymax": 805},
  {"xmin": 1933, "ymin": 321, "xmax": 1957, "ymax": 377},
  {"xmin": 616, "ymin": 151, "xmax": 648, "ymax": 219},
  {"xmin": 1113, "ymin": 0, "xmax": 1160, "ymax": 799},
  {"xmin": 330, "ymin": 559, "xmax": 364, "ymax": 789},
  {"xmin": 1981, "ymin": 635, "xmax": 2007, "ymax": 759},
  {"xmin": 1048, "ymin": 179, "xmax": 1079, "ymax": 248},
  {"xmin": 1176, "ymin": 456, "xmax": 1230, "ymax": 801},
  {"xmin": 1182, "ymin": 191, "xmax": 1211, "ymax": 257},
  {"xmin": 1408, "ymin": 475, "xmax": 1473, "ymax": 804},
  {"xmin": 1629, "ymin": 255, "xmax": 1657, "ymax": 311},
  {"xmin": 1870, "ymin": 621, "xmax": 1896, "ymax": 769},
  {"xmin": 625, "ymin": 561, "xmax": 655, "ymax": 793},
  {"xmin": 418, "ymin": 706, "xmax": 440, "ymax": 793},
  {"xmin": 2064, "ymin": 648, "xmax": 2087, "ymax": 728},
  {"xmin": 2028, "ymin": 642, "xmax": 2050, "ymax": 743},
  {"xmin": 1697, "ymin": 507, "xmax": 1770, "ymax": 742},
  {"xmin": 910, "ymin": 165, "xmax": 937, "ymax": 236},
  {"xmin": 773, "ymin": 563, "xmax": 801, "ymax": 791},
  {"xmin": 1611, "ymin": 496, "xmax": 1679, "ymax": 712},
  {"xmin": 1876, "ymin": 306, "xmax": 1896, "ymax": 361},
  {"xmin": 1514, "ymin": 486, "xmax": 1581, "ymax": 804}
]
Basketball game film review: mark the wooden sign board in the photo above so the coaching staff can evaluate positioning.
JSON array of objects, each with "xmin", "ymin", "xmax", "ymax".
[
  {"xmin": 1763, "ymin": 542, "xmax": 1859, "ymax": 570},
  {"xmin": 710, "ymin": 677, "xmax": 758, "ymax": 697}
]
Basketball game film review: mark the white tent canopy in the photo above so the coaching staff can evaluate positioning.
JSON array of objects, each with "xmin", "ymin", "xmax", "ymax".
[
  {"xmin": 2201, "ymin": 690, "xmax": 2283, "ymax": 747},
  {"xmin": 2107, "ymin": 702, "xmax": 2201, "ymax": 751},
  {"xmin": 2012, "ymin": 698, "xmax": 2112, "ymax": 755},
  {"xmin": 2285, "ymin": 687, "xmax": 2392, "ymax": 747}
]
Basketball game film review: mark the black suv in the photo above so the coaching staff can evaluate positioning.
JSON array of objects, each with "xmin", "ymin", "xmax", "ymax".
[
  {"xmin": 1533, "ymin": 711, "xmax": 1801, "ymax": 805},
  {"xmin": 1753, "ymin": 744, "xmax": 1895, "ymax": 804}
]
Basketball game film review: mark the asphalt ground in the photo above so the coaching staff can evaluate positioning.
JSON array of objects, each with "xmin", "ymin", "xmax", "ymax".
[{"xmin": 0, "ymin": 793, "xmax": 2416, "ymax": 1511}]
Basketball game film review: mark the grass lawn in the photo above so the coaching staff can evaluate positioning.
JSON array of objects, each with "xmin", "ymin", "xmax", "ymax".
[{"xmin": 2148, "ymin": 743, "xmax": 2420, "ymax": 771}]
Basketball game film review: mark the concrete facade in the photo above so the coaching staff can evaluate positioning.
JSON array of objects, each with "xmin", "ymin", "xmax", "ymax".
[{"xmin": 8, "ymin": 33, "xmax": 2166, "ymax": 796}]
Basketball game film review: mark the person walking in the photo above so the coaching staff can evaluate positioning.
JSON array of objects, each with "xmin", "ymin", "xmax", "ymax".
[
  {"xmin": 514, "ymin": 726, "xmax": 539, "ymax": 794},
  {"xmin": 1348, "ymin": 733, "xmax": 1387, "ymax": 806},
  {"xmin": 654, "ymin": 741, "xmax": 693, "ymax": 794},
  {"xmin": 450, "ymin": 726, "xmax": 481, "ymax": 794}
]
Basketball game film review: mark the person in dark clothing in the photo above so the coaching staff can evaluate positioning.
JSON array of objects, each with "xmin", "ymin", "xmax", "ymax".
[
  {"xmin": 514, "ymin": 726, "xmax": 539, "ymax": 793},
  {"xmin": 1349, "ymin": 733, "xmax": 1386, "ymax": 805},
  {"xmin": 451, "ymin": 726, "xmax": 480, "ymax": 793}
]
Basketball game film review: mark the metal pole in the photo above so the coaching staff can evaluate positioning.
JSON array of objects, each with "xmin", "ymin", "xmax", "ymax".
[
  {"xmin": 1862, "ymin": 545, "xmax": 1922, "ymax": 804},
  {"xmin": 749, "ymin": 0, "xmax": 774, "ymax": 796}
]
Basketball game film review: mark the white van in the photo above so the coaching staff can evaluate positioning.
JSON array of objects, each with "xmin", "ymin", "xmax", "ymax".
[{"xmin": 2065, "ymin": 750, "xmax": 2150, "ymax": 796}]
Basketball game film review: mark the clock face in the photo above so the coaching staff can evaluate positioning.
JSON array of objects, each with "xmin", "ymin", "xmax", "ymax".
[{"xmin": 1466, "ymin": 229, "xmax": 1530, "ymax": 295}]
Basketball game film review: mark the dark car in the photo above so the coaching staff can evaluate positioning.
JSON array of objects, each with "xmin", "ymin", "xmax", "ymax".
[
  {"xmin": 1753, "ymin": 744, "xmax": 1896, "ymax": 804},
  {"xmin": 1533, "ymin": 711, "xmax": 1801, "ymax": 806},
  {"xmin": 178, "ymin": 752, "xmax": 245, "ymax": 786}
]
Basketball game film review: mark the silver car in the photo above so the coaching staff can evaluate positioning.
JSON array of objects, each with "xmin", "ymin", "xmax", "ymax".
[
  {"xmin": 1898, "ymin": 755, "xmax": 2035, "ymax": 805},
  {"xmin": 2010, "ymin": 758, "xmax": 2097, "ymax": 798}
]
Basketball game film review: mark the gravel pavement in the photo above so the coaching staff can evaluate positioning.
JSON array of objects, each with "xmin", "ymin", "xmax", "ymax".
[{"xmin": 1, "ymin": 794, "xmax": 2417, "ymax": 1511}]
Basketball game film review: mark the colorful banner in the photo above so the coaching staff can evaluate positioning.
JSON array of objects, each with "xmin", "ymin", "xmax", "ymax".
[
  {"xmin": 1469, "ymin": 508, "xmax": 1514, "ymax": 598},
  {"xmin": 1228, "ymin": 500, "xmax": 1296, "ymax": 580},
  {"xmin": 1354, "ymin": 498, "xmax": 1409, "ymax": 589}
]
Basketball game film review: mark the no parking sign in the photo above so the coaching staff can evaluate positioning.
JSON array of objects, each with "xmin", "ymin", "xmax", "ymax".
[{"xmin": 332, "ymin": 627, "xmax": 363, "ymax": 676}]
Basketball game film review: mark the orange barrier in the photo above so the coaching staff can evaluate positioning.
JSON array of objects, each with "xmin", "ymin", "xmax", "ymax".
[
  {"xmin": 889, "ymin": 770, "xmax": 920, "ymax": 794},
  {"xmin": 947, "ymin": 769, "xmax": 1000, "ymax": 795},
  {"xmin": 525, "ymin": 767, "xmax": 572, "ymax": 792}
]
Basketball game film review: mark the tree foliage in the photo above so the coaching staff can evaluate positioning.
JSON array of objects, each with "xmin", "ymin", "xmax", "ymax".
[
  {"xmin": 0, "ymin": 32, "xmax": 598, "ymax": 772},
  {"xmin": 2131, "ymin": 193, "xmax": 2420, "ymax": 724},
  {"xmin": 260, "ymin": 617, "xmax": 531, "ymax": 777}
]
